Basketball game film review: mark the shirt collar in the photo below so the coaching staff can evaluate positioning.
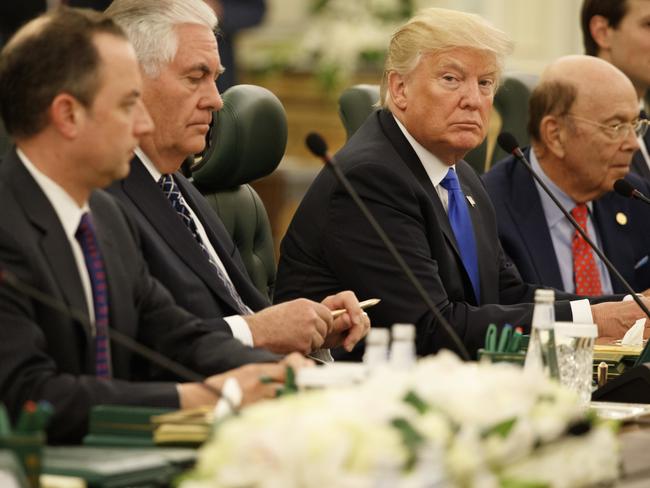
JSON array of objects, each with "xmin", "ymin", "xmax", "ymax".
[
  {"xmin": 392, "ymin": 114, "xmax": 454, "ymax": 186},
  {"xmin": 135, "ymin": 147, "xmax": 163, "ymax": 182},
  {"xmin": 530, "ymin": 147, "xmax": 592, "ymax": 228},
  {"xmin": 17, "ymin": 147, "xmax": 88, "ymax": 240}
]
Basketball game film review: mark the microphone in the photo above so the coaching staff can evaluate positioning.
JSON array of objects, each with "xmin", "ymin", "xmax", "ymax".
[
  {"xmin": 0, "ymin": 266, "xmax": 234, "ymax": 409},
  {"xmin": 613, "ymin": 178, "xmax": 650, "ymax": 205},
  {"xmin": 497, "ymin": 132, "xmax": 650, "ymax": 366},
  {"xmin": 305, "ymin": 132, "xmax": 471, "ymax": 361}
]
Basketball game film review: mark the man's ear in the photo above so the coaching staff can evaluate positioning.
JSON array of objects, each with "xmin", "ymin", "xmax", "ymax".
[
  {"xmin": 388, "ymin": 71, "xmax": 408, "ymax": 111},
  {"xmin": 49, "ymin": 93, "xmax": 85, "ymax": 139},
  {"xmin": 589, "ymin": 14, "xmax": 613, "ymax": 51},
  {"xmin": 539, "ymin": 115, "xmax": 567, "ymax": 159}
]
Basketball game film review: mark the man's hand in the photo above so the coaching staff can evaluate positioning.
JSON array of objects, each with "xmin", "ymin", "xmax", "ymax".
[
  {"xmin": 320, "ymin": 291, "xmax": 371, "ymax": 351},
  {"xmin": 591, "ymin": 298, "xmax": 650, "ymax": 338},
  {"xmin": 179, "ymin": 358, "xmax": 314, "ymax": 410},
  {"xmin": 244, "ymin": 299, "xmax": 333, "ymax": 355}
]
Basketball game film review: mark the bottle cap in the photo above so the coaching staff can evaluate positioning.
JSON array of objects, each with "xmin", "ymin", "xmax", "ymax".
[
  {"xmin": 391, "ymin": 323, "xmax": 415, "ymax": 341},
  {"xmin": 534, "ymin": 288, "xmax": 555, "ymax": 303},
  {"xmin": 366, "ymin": 327, "xmax": 389, "ymax": 345}
]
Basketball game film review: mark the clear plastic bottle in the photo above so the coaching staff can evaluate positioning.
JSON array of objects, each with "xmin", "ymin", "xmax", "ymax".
[
  {"xmin": 389, "ymin": 323, "xmax": 416, "ymax": 369},
  {"xmin": 363, "ymin": 327, "xmax": 390, "ymax": 367},
  {"xmin": 524, "ymin": 289, "xmax": 560, "ymax": 379}
]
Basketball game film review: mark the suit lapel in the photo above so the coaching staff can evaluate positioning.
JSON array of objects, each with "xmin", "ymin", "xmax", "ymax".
[
  {"xmin": 508, "ymin": 153, "xmax": 564, "ymax": 289},
  {"xmin": 4, "ymin": 152, "xmax": 91, "ymax": 341},
  {"xmin": 122, "ymin": 158, "xmax": 246, "ymax": 312},
  {"xmin": 378, "ymin": 110, "xmax": 461, "ymax": 257}
]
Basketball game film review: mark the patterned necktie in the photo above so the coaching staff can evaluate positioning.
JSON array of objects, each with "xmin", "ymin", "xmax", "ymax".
[
  {"xmin": 159, "ymin": 174, "xmax": 252, "ymax": 314},
  {"xmin": 571, "ymin": 204, "xmax": 602, "ymax": 296},
  {"xmin": 439, "ymin": 168, "xmax": 481, "ymax": 302},
  {"xmin": 75, "ymin": 213, "xmax": 112, "ymax": 378}
]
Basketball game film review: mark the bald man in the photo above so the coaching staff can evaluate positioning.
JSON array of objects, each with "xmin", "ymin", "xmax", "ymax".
[{"xmin": 484, "ymin": 55, "xmax": 650, "ymax": 295}]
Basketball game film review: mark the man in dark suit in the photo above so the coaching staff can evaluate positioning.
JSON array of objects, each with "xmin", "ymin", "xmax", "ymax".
[
  {"xmin": 0, "ymin": 8, "xmax": 297, "ymax": 444},
  {"xmin": 484, "ymin": 55, "xmax": 650, "ymax": 296},
  {"xmin": 581, "ymin": 0, "xmax": 650, "ymax": 180},
  {"xmin": 274, "ymin": 8, "xmax": 650, "ymax": 359},
  {"xmin": 104, "ymin": 0, "xmax": 369, "ymax": 359}
]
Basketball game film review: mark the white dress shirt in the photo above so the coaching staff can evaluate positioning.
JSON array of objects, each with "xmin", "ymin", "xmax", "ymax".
[
  {"xmin": 17, "ymin": 148, "xmax": 95, "ymax": 323},
  {"xmin": 135, "ymin": 148, "xmax": 253, "ymax": 346},
  {"xmin": 391, "ymin": 116, "xmax": 594, "ymax": 323}
]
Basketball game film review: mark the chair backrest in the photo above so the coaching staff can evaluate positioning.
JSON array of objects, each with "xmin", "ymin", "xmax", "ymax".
[
  {"xmin": 191, "ymin": 84, "xmax": 288, "ymax": 301},
  {"xmin": 0, "ymin": 118, "xmax": 12, "ymax": 159},
  {"xmin": 338, "ymin": 84, "xmax": 380, "ymax": 139},
  {"xmin": 337, "ymin": 75, "xmax": 538, "ymax": 174}
]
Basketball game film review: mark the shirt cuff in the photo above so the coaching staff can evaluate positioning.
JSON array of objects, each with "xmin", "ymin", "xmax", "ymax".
[
  {"xmin": 224, "ymin": 315, "xmax": 254, "ymax": 347},
  {"xmin": 308, "ymin": 349, "xmax": 334, "ymax": 363},
  {"xmin": 570, "ymin": 299, "xmax": 593, "ymax": 324}
]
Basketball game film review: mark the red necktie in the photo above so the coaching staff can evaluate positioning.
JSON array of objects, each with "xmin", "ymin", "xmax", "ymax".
[{"xmin": 571, "ymin": 204, "xmax": 602, "ymax": 296}]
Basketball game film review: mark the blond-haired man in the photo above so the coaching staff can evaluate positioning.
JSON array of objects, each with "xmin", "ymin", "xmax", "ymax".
[{"xmin": 276, "ymin": 8, "xmax": 650, "ymax": 358}]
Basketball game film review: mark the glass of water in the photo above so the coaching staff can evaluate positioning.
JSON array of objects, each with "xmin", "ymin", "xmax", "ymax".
[{"xmin": 554, "ymin": 322, "xmax": 597, "ymax": 404}]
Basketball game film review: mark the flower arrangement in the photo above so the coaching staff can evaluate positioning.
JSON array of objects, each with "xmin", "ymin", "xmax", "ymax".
[
  {"xmin": 180, "ymin": 352, "xmax": 619, "ymax": 488},
  {"xmin": 293, "ymin": 0, "xmax": 419, "ymax": 91}
]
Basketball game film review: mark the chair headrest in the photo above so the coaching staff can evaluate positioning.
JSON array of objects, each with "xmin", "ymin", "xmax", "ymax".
[
  {"xmin": 338, "ymin": 84, "xmax": 380, "ymax": 140},
  {"xmin": 192, "ymin": 84, "xmax": 288, "ymax": 191}
]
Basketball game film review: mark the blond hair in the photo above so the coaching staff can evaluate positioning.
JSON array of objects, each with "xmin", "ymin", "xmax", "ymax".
[{"xmin": 379, "ymin": 8, "xmax": 513, "ymax": 107}]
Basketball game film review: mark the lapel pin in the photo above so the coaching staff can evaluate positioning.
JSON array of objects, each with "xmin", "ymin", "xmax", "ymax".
[
  {"xmin": 616, "ymin": 212, "xmax": 628, "ymax": 226},
  {"xmin": 466, "ymin": 195, "xmax": 476, "ymax": 207}
]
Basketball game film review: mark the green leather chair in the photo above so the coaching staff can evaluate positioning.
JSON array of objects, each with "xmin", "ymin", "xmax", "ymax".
[
  {"xmin": 191, "ymin": 84, "xmax": 288, "ymax": 301},
  {"xmin": 337, "ymin": 73, "xmax": 539, "ymax": 174},
  {"xmin": 338, "ymin": 84, "xmax": 380, "ymax": 140}
]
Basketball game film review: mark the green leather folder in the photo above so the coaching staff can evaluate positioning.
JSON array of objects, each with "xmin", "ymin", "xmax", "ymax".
[
  {"xmin": 42, "ymin": 447, "xmax": 196, "ymax": 488},
  {"xmin": 83, "ymin": 405, "xmax": 173, "ymax": 447}
]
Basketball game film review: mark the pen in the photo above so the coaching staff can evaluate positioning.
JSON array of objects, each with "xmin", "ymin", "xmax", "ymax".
[
  {"xmin": 507, "ymin": 327, "xmax": 524, "ymax": 353},
  {"xmin": 331, "ymin": 298, "xmax": 380, "ymax": 319},
  {"xmin": 497, "ymin": 324, "xmax": 513, "ymax": 353}
]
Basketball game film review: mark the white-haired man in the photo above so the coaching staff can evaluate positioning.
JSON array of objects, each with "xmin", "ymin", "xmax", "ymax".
[
  {"xmin": 275, "ymin": 8, "xmax": 650, "ymax": 359},
  {"xmin": 105, "ymin": 0, "xmax": 370, "ymax": 360}
]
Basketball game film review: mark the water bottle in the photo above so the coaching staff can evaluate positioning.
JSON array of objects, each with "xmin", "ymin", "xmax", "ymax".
[
  {"xmin": 524, "ymin": 289, "xmax": 559, "ymax": 379},
  {"xmin": 389, "ymin": 323, "xmax": 416, "ymax": 369},
  {"xmin": 363, "ymin": 327, "xmax": 389, "ymax": 367}
]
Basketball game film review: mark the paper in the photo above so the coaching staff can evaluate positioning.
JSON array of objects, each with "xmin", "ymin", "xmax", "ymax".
[{"xmin": 622, "ymin": 295, "xmax": 644, "ymax": 346}]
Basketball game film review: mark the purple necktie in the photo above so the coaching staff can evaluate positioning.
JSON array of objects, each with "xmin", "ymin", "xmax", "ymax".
[{"xmin": 75, "ymin": 213, "xmax": 112, "ymax": 378}]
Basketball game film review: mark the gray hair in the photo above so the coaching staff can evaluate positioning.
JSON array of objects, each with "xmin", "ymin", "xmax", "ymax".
[
  {"xmin": 105, "ymin": 0, "xmax": 218, "ymax": 77},
  {"xmin": 380, "ymin": 8, "xmax": 513, "ymax": 107}
]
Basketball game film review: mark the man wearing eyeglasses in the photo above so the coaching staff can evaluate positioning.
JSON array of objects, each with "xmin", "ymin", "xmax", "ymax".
[{"xmin": 484, "ymin": 55, "xmax": 650, "ymax": 295}]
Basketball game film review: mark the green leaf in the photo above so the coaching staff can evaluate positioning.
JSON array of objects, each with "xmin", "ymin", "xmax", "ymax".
[
  {"xmin": 483, "ymin": 417, "xmax": 517, "ymax": 438},
  {"xmin": 500, "ymin": 477, "xmax": 550, "ymax": 488},
  {"xmin": 402, "ymin": 390, "xmax": 429, "ymax": 414},
  {"xmin": 391, "ymin": 417, "xmax": 425, "ymax": 471}
]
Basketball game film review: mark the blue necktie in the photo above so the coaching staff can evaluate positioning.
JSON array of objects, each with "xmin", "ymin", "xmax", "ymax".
[
  {"xmin": 75, "ymin": 213, "xmax": 112, "ymax": 378},
  {"xmin": 159, "ymin": 174, "xmax": 252, "ymax": 315},
  {"xmin": 440, "ymin": 168, "xmax": 481, "ymax": 302}
]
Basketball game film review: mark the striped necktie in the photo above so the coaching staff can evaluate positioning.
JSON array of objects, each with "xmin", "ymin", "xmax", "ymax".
[
  {"xmin": 75, "ymin": 212, "xmax": 112, "ymax": 378},
  {"xmin": 159, "ymin": 174, "xmax": 252, "ymax": 314}
]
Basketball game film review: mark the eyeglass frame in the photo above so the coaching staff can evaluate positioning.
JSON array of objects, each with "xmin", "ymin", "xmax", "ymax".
[{"xmin": 564, "ymin": 113, "xmax": 649, "ymax": 139}]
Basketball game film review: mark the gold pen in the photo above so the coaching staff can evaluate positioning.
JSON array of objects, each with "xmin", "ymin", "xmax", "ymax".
[{"xmin": 331, "ymin": 298, "xmax": 380, "ymax": 319}]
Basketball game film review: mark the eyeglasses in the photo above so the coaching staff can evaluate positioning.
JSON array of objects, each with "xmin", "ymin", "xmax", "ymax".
[{"xmin": 566, "ymin": 114, "xmax": 649, "ymax": 139}]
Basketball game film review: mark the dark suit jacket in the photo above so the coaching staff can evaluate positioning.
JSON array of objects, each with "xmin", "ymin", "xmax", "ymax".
[
  {"xmin": 0, "ymin": 150, "xmax": 275, "ymax": 444},
  {"xmin": 483, "ymin": 149, "xmax": 650, "ymax": 293},
  {"xmin": 106, "ymin": 157, "xmax": 269, "ymax": 326},
  {"xmin": 275, "ymin": 110, "xmax": 577, "ymax": 358}
]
